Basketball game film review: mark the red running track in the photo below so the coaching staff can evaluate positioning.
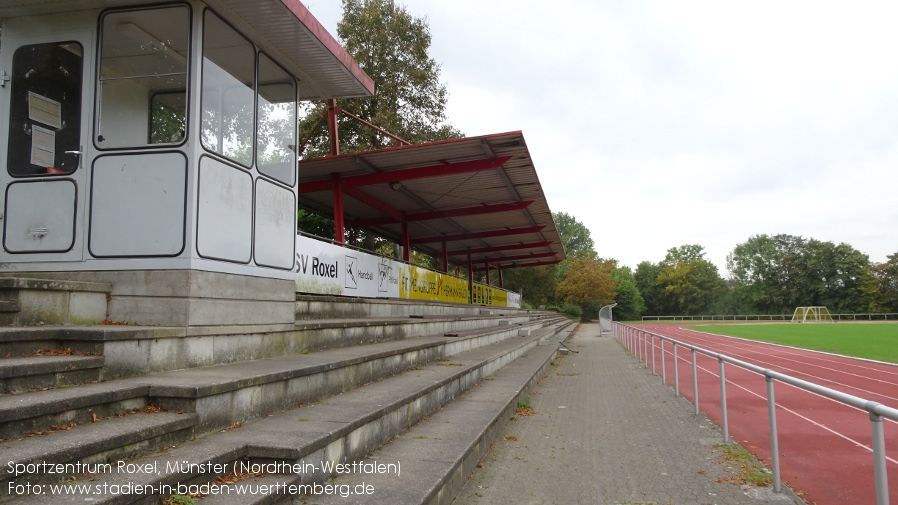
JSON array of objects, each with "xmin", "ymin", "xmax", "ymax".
[{"xmin": 624, "ymin": 323, "xmax": 898, "ymax": 505}]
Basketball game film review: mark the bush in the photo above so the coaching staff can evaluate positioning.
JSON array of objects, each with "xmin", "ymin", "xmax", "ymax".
[{"xmin": 557, "ymin": 302, "xmax": 582, "ymax": 320}]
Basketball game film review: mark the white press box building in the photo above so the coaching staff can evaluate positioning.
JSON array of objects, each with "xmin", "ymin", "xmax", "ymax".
[{"xmin": 0, "ymin": 0, "xmax": 375, "ymax": 326}]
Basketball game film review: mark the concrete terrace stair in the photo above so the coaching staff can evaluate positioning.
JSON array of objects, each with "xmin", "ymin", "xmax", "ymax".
[
  {"xmin": 0, "ymin": 277, "xmax": 111, "ymax": 326},
  {"xmin": 1, "ymin": 302, "xmax": 573, "ymax": 504},
  {"xmin": 0, "ymin": 312, "xmax": 547, "ymax": 380},
  {"xmin": 3, "ymin": 317, "xmax": 575, "ymax": 504},
  {"xmin": 0, "ymin": 354, "xmax": 105, "ymax": 394},
  {"xmin": 307, "ymin": 328, "xmax": 571, "ymax": 505}
]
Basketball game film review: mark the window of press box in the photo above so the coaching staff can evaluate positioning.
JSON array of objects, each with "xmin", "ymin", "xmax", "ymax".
[
  {"xmin": 256, "ymin": 53, "xmax": 296, "ymax": 186},
  {"xmin": 96, "ymin": 5, "xmax": 190, "ymax": 149},
  {"xmin": 201, "ymin": 10, "xmax": 255, "ymax": 168},
  {"xmin": 7, "ymin": 42, "xmax": 83, "ymax": 176}
]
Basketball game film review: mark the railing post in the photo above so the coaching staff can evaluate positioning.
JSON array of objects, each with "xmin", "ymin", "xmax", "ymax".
[
  {"xmin": 650, "ymin": 335, "xmax": 656, "ymax": 375},
  {"xmin": 673, "ymin": 343, "xmax": 679, "ymax": 397},
  {"xmin": 766, "ymin": 376, "xmax": 782, "ymax": 493},
  {"xmin": 660, "ymin": 339, "xmax": 666, "ymax": 385},
  {"xmin": 870, "ymin": 411, "xmax": 889, "ymax": 505},
  {"xmin": 640, "ymin": 330, "xmax": 649, "ymax": 368},
  {"xmin": 719, "ymin": 358, "xmax": 729, "ymax": 443},
  {"xmin": 692, "ymin": 349, "xmax": 699, "ymax": 415}
]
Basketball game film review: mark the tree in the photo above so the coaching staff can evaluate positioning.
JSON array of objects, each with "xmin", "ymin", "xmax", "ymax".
[
  {"xmin": 656, "ymin": 245, "xmax": 726, "ymax": 315},
  {"xmin": 873, "ymin": 252, "xmax": 898, "ymax": 312},
  {"xmin": 555, "ymin": 257, "xmax": 617, "ymax": 321},
  {"xmin": 502, "ymin": 265, "xmax": 557, "ymax": 308},
  {"xmin": 553, "ymin": 211, "xmax": 595, "ymax": 259},
  {"xmin": 610, "ymin": 266, "xmax": 645, "ymax": 320},
  {"xmin": 634, "ymin": 261, "xmax": 664, "ymax": 315},
  {"xmin": 298, "ymin": 0, "xmax": 462, "ymax": 159},
  {"xmin": 727, "ymin": 234, "xmax": 876, "ymax": 314}
]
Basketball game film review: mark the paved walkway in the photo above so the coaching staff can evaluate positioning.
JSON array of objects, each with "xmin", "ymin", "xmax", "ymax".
[{"xmin": 452, "ymin": 323, "xmax": 803, "ymax": 505}]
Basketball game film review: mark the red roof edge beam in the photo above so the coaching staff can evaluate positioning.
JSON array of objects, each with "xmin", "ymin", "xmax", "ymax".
[
  {"xmin": 351, "ymin": 201, "xmax": 534, "ymax": 228},
  {"xmin": 298, "ymin": 156, "xmax": 513, "ymax": 193},
  {"xmin": 448, "ymin": 241, "xmax": 552, "ymax": 257},
  {"xmin": 411, "ymin": 225, "xmax": 546, "ymax": 245}
]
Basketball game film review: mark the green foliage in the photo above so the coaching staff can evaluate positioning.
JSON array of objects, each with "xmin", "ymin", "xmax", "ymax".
[
  {"xmin": 872, "ymin": 251, "xmax": 898, "ymax": 312},
  {"xmin": 556, "ymin": 257, "xmax": 617, "ymax": 321},
  {"xmin": 298, "ymin": 0, "xmax": 462, "ymax": 159},
  {"xmin": 162, "ymin": 495, "xmax": 198, "ymax": 505},
  {"xmin": 553, "ymin": 211, "xmax": 595, "ymax": 259},
  {"xmin": 502, "ymin": 265, "xmax": 557, "ymax": 307},
  {"xmin": 634, "ymin": 261, "xmax": 664, "ymax": 316},
  {"xmin": 297, "ymin": 209, "xmax": 334, "ymax": 239},
  {"xmin": 554, "ymin": 301, "xmax": 582, "ymax": 320},
  {"xmin": 657, "ymin": 247, "xmax": 726, "ymax": 316},
  {"xmin": 632, "ymin": 245, "xmax": 726, "ymax": 316},
  {"xmin": 609, "ymin": 266, "xmax": 645, "ymax": 320},
  {"xmin": 727, "ymin": 234, "xmax": 877, "ymax": 314}
]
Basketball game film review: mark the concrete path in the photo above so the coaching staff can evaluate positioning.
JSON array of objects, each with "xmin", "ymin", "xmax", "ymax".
[{"xmin": 452, "ymin": 323, "xmax": 803, "ymax": 505}]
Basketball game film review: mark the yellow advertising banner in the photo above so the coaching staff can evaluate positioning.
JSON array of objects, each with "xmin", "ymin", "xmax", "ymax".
[
  {"xmin": 400, "ymin": 265, "xmax": 469, "ymax": 304},
  {"xmin": 471, "ymin": 282, "xmax": 509, "ymax": 307}
]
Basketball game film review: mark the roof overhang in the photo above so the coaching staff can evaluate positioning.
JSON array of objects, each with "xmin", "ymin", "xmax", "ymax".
[
  {"xmin": 0, "ymin": 0, "xmax": 375, "ymax": 100},
  {"xmin": 298, "ymin": 131, "xmax": 567, "ymax": 269}
]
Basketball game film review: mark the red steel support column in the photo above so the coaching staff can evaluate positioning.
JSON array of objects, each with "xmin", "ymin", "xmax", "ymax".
[
  {"xmin": 467, "ymin": 252, "xmax": 473, "ymax": 300},
  {"xmin": 484, "ymin": 261, "xmax": 491, "ymax": 285},
  {"xmin": 498, "ymin": 268, "xmax": 504, "ymax": 289},
  {"xmin": 327, "ymin": 98, "xmax": 339, "ymax": 156},
  {"xmin": 332, "ymin": 173, "xmax": 345, "ymax": 244}
]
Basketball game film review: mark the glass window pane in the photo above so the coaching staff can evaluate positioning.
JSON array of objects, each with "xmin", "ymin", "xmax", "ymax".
[
  {"xmin": 7, "ymin": 42, "xmax": 83, "ymax": 176},
  {"xmin": 257, "ymin": 54, "xmax": 296, "ymax": 186},
  {"xmin": 97, "ymin": 6, "xmax": 189, "ymax": 148},
  {"xmin": 201, "ymin": 11, "xmax": 254, "ymax": 167}
]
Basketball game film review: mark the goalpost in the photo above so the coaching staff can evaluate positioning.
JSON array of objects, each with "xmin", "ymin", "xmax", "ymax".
[{"xmin": 791, "ymin": 306, "xmax": 835, "ymax": 323}]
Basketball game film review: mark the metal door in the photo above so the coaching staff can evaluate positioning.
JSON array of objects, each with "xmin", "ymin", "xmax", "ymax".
[{"xmin": 0, "ymin": 22, "xmax": 93, "ymax": 261}]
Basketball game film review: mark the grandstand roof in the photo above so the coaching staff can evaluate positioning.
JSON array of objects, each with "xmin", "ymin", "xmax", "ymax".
[{"xmin": 298, "ymin": 131, "xmax": 566, "ymax": 270}]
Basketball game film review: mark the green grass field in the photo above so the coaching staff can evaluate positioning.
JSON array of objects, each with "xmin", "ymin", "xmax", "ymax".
[{"xmin": 687, "ymin": 323, "xmax": 898, "ymax": 363}]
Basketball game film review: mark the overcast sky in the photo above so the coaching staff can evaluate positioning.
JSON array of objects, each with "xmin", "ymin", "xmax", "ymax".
[{"xmin": 305, "ymin": 0, "xmax": 898, "ymax": 273}]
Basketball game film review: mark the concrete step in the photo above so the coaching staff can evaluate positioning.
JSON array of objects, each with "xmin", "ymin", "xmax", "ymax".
[
  {"xmin": 0, "ymin": 327, "xmax": 106, "ymax": 357},
  {"xmin": 0, "ymin": 277, "xmax": 111, "ymax": 326},
  {"xmin": 0, "ymin": 313, "xmax": 551, "ymax": 379},
  {"xmin": 0, "ymin": 355, "xmax": 105, "ymax": 395},
  {"xmin": 0, "ymin": 318, "xmax": 551, "ymax": 440},
  {"xmin": 2, "ymin": 320, "xmax": 574, "ymax": 504},
  {"xmin": 0, "ymin": 381, "xmax": 151, "ymax": 440},
  {"xmin": 0, "ymin": 411, "xmax": 197, "ymax": 489},
  {"xmin": 303, "ymin": 323, "xmax": 573, "ymax": 505}
]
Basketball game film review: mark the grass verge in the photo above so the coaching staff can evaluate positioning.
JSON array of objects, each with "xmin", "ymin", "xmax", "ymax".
[{"xmin": 688, "ymin": 323, "xmax": 898, "ymax": 363}]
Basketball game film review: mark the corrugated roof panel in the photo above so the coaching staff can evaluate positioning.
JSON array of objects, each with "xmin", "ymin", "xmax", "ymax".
[{"xmin": 297, "ymin": 132, "xmax": 567, "ymax": 267}]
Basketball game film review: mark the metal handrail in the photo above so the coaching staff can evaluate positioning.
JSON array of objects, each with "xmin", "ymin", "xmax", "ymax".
[
  {"xmin": 613, "ymin": 322, "xmax": 896, "ymax": 505},
  {"xmin": 640, "ymin": 313, "xmax": 898, "ymax": 321}
]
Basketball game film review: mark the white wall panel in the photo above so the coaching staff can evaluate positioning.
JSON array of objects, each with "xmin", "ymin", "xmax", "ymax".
[
  {"xmin": 254, "ymin": 179, "xmax": 295, "ymax": 270},
  {"xmin": 90, "ymin": 152, "xmax": 186, "ymax": 257},
  {"xmin": 4, "ymin": 180, "xmax": 76, "ymax": 253},
  {"xmin": 197, "ymin": 157, "xmax": 252, "ymax": 263}
]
